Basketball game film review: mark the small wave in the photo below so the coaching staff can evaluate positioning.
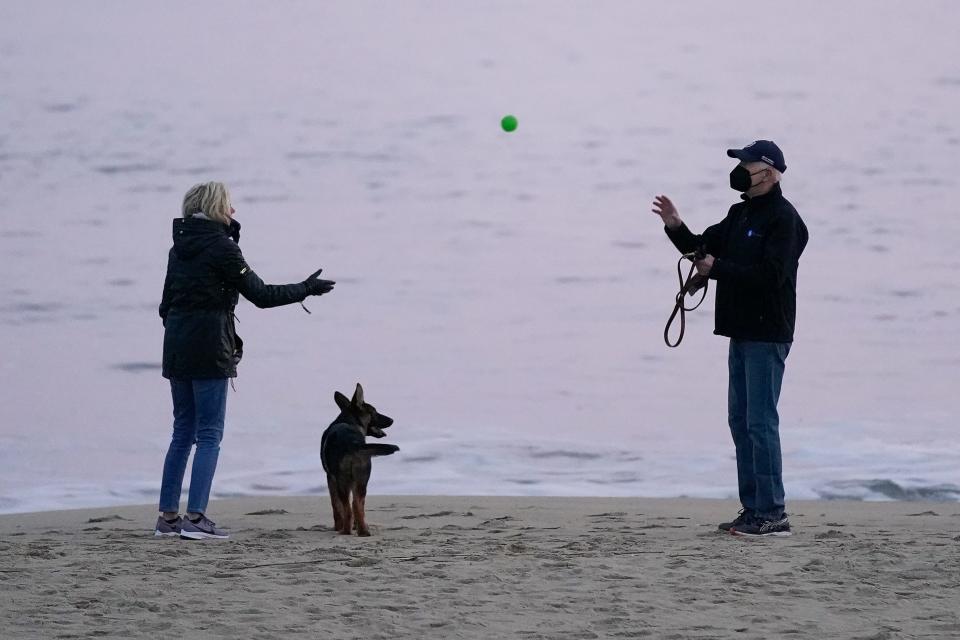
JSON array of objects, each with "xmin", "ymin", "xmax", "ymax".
[
  {"xmin": 111, "ymin": 362, "xmax": 162, "ymax": 373},
  {"xmin": 528, "ymin": 450, "xmax": 603, "ymax": 461},
  {"xmin": 95, "ymin": 162, "xmax": 161, "ymax": 175},
  {"xmin": 0, "ymin": 301, "xmax": 63, "ymax": 314},
  {"xmin": 4, "ymin": 432, "xmax": 959, "ymax": 514},
  {"xmin": 0, "ymin": 229, "xmax": 42, "ymax": 238},
  {"xmin": 816, "ymin": 479, "xmax": 960, "ymax": 502}
]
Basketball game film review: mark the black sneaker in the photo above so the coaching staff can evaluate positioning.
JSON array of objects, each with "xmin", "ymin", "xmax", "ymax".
[
  {"xmin": 718, "ymin": 509, "xmax": 752, "ymax": 532},
  {"xmin": 730, "ymin": 514, "xmax": 791, "ymax": 537}
]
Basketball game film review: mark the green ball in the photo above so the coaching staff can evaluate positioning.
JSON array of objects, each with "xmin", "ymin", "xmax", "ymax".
[{"xmin": 500, "ymin": 114, "xmax": 518, "ymax": 132}]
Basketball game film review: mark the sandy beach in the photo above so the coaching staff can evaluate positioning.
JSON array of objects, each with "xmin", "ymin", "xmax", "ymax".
[{"xmin": 2, "ymin": 496, "xmax": 958, "ymax": 639}]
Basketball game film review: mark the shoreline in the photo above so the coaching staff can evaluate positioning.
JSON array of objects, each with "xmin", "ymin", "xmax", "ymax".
[
  {"xmin": 3, "ymin": 496, "xmax": 959, "ymax": 638},
  {"xmin": 3, "ymin": 489, "xmax": 959, "ymax": 518}
]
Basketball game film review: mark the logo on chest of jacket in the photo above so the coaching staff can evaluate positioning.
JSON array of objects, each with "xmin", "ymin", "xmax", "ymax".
[{"xmin": 747, "ymin": 229, "xmax": 764, "ymax": 238}]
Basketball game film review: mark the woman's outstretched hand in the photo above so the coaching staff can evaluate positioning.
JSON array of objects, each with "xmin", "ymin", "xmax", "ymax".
[{"xmin": 303, "ymin": 268, "xmax": 336, "ymax": 296}]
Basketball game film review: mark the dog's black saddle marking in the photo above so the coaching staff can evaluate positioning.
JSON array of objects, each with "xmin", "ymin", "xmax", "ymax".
[{"xmin": 320, "ymin": 422, "xmax": 364, "ymax": 473}]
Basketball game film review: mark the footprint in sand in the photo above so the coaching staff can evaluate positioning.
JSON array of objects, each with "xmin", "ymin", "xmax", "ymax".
[
  {"xmin": 259, "ymin": 530, "xmax": 294, "ymax": 539},
  {"xmin": 815, "ymin": 530, "xmax": 855, "ymax": 540},
  {"xmin": 86, "ymin": 515, "xmax": 128, "ymax": 523},
  {"xmin": 399, "ymin": 511, "xmax": 475, "ymax": 519}
]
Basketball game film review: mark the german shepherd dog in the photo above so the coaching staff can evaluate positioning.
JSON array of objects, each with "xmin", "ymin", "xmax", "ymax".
[{"xmin": 321, "ymin": 383, "xmax": 398, "ymax": 536}]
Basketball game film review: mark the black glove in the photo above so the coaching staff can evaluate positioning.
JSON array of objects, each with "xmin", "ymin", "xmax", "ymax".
[{"xmin": 303, "ymin": 268, "xmax": 336, "ymax": 296}]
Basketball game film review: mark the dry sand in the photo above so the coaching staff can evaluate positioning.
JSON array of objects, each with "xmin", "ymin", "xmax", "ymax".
[{"xmin": 2, "ymin": 496, "xmax": 959, "ymax": 639}]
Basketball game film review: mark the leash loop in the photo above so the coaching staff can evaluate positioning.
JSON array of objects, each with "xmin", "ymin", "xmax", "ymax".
[{"xmin": 664, "ymin": 252, "xmax": 709, "ymax": 347}]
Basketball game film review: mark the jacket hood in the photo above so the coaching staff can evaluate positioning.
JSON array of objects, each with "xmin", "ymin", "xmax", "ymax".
[{"xmin": 171, "ymin": 217, "xmax": 241, "ymax": 259}]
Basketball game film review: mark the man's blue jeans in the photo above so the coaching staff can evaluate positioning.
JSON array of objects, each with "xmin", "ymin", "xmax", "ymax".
[
  {"xmin": 159, "ymin": 378, "xmax": 228, "ymax": 515},
  {"xmin": 728, "ymin": 339, "xmax": 791, "ymax": 520}
]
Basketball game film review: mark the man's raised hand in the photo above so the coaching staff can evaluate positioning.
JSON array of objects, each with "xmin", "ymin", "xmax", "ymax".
[{"xmin": 652, "ymin": 195, "xmax": 682, "ymax": 230}]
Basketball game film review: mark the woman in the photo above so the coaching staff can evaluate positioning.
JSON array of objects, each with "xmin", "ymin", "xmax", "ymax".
[{"xmin": 154, "ymin": 182, "xmax": 335, "ymax": 540}]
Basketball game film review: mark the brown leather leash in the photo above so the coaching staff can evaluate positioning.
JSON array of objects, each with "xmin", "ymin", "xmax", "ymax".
[{"xmin": 664, "ymin": 252, "xmax": 709, "ymax": 348}]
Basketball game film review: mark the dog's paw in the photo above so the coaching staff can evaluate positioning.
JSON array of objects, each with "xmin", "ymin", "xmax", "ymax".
[{"xmin": 357, "ymin": 529, "xmax": 371, "ymax": 537}]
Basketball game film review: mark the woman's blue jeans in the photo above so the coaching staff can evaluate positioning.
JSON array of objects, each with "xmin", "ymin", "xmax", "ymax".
[
  {"xmin": 159, "ymin": 378, "xmax": 228, "ymax": 514},
  {"xmin": 728, "ymin": 339, "xmax": 791, "ymax": 520}
]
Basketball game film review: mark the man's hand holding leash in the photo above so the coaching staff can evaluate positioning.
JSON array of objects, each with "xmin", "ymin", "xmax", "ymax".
[{"xmin": 694, "ymin": 254, "xmax": 714, "ymax": 277}]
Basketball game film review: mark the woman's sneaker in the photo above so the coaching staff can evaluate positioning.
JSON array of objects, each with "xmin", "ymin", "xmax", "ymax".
[
  {"xmin": 730, "ymin": 514, "xmax": 792, "ymax": 537},
  {"xmin": 180, "ymin": 515, "xmax": 229, "ymax": 540},
  {"xmin": 154, "ymin": 516, "xmax": 183, "ymax": 537},
  {"xmin": 717, "ymin": 509, "xmax": 752, "ymax": 532}
]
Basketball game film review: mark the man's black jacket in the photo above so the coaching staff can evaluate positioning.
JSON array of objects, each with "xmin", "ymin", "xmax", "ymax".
[
  {"xmin": 159, "ymin": 217, "xmax": 308, "ymax": 379},
  {"xmin": 665, "ymin": 184, "xmax": 808, "ymax": 343}
]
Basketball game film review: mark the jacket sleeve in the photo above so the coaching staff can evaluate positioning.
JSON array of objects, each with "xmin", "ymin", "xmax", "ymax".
[
  {"xmin": 217, "ymin": 241, "xmax": 309, "ymax": 309},
  {"xmin": 663, "ymin": 210, "xmax": 731, "ymax": 256},
  {"xmin": 159, "ymin": 257, "xmax": 173, "ymax": 324},
  {"xmin": 709, "ymin": 211, "xmax": 804, "ymax": 291}
]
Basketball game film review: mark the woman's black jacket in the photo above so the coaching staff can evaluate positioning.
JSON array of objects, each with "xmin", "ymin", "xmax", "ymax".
[{"xmin": 159, "ymin": 217, "xmax": 307, "ymax": 379}]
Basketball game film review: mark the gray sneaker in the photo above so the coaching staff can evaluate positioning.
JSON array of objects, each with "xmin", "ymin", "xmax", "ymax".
[
  {"xmin": 154, "ymin": 515, "xmax": 183, "ymax": 537},
  {"xmin": 180, "ymin": 515, "xmax": 229, "ymax": 540}
]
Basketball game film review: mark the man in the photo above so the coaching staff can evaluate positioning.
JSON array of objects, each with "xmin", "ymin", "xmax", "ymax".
[{"xmin": 652, "ymin": 140, "xmax": 808, "ymax": 537}]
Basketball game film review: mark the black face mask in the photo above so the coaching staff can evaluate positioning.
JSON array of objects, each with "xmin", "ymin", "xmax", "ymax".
[{"xmin": 729, "ymin": 165, "xmax": 767, "ymax": 192}]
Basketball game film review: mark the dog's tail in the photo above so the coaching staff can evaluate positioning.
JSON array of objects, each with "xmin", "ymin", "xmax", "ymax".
[{"xmin": 361, "ymin": 443, "xmax": 399, "ymax": 457}]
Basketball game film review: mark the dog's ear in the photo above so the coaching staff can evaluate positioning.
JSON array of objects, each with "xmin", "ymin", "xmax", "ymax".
[
  {"xmin": 334, "ymin": 391, "xmax": 351, "ymax": 411},
  {"xmin": 352, "ymin": 382, "xmax": 365, "ymax": 407}
]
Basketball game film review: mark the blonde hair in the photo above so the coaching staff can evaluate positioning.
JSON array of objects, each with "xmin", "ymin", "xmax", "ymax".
[{"xmin": 182, "ymin": 182, "xmax": 232, "ymax": 225}]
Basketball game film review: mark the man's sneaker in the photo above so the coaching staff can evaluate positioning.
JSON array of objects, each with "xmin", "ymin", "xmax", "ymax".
[
  {"xmin": 180, "ymin": 515, "xmax": 229, "ymax": 540},
  {"xmin": 718, "ymin": 509, "xmax": 752, "ymax": 532},
  {"xmin": 154, "ymin": 515, "xmax": 182, "ymax": 537},
  {"xmin": 730, "ymin": 514, "xmax": 792, "ymax": 537}
]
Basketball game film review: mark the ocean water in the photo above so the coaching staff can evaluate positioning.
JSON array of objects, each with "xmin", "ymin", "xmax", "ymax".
[{"xmin": 1, "ymin": 2, "xmax": 958, "ymax": 513}]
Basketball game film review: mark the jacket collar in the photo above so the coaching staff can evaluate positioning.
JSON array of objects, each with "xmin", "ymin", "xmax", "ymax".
[
  {"xmin": 172, "ymin": 216, "xmax": 242, "ymax": 247},
  {"xmin": 177, "ymin": 216, "xmax": 241, "ymax": 239},
  {"xmin": 228, "ymin": 218, "xmax": 241, "ymax": 243},
  {"xmin": 741, "ymin": 182, "xmax": 782, "ymax": 204}
]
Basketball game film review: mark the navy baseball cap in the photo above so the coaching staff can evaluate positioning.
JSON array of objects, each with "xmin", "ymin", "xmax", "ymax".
[{"xmin": 726, "ymin": 140, "xmax": 786, "ymax": 173}]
